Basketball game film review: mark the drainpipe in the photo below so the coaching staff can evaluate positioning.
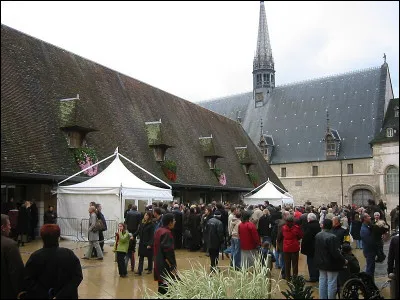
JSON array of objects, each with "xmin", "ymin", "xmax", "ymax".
[{"xmin": 340, "ymin": 159, "xmax": 344, "ymax": 206}]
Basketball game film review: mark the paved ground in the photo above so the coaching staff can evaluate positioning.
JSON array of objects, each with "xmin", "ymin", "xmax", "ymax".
[{"xmin": 18, "ymin": 238, "xmax": 394, "ymax": 299}]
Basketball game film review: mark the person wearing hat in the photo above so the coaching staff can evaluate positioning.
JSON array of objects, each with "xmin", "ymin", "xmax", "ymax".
[{"xmin": 205, "ymin": 210, "xmax": 224, "ymax": 273}]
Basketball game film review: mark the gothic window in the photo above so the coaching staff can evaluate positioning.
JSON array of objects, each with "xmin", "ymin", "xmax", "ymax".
[
  {"xmin": 386, "ymin": 128, "xmax": 394, "ymax": 137},
  {"xmin": 271, "ymin": 74, "xmax": 274, "ymax": 84},
  {"xmin": 256, "ymin": 74, "xmax": 262, "ymax": 87},
  {"xmin": 386, "ymin": 166, "xmax": 399, "ymax": 194},
  {"xmin": 281, "ymin": 167, "xmax": 286, "ymax": 177},
  {"xmin": 326, "ymin": 135, "xmax": 335, "ymax": 151}
]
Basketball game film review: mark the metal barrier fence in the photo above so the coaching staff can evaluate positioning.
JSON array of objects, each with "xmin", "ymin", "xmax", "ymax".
[
  {"xmin": 80, "ymin": 218, "xmax": 118, "ymax": 241},
  {"xmin": 57, "ymin": 217, "xmax": 80, "ymax": 240}
]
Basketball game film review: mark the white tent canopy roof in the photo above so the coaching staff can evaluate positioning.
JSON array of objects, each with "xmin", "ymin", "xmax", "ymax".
[
  {"xmin": 57, "ymin": 153, "xmax": 172, "ymax": 200},
  {"xmin": 244, "ymin": 180, "xmax": 294, "ymax": 206}
]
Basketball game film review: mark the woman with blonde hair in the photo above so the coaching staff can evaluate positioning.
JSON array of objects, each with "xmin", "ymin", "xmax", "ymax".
[{"xmin": 114, "ymin": 222, "xmax": 130, "ymax": 277}]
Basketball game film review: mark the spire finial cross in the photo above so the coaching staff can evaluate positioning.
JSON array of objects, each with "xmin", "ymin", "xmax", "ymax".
[{"xmin": 383, "ymin": 53, "xmax": 386, "ymax": 63}]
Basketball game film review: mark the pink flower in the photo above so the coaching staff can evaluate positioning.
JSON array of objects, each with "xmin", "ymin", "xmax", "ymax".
[{"xmin": 219, "ymin": 173, "xmax": 226, "ymax": 186}]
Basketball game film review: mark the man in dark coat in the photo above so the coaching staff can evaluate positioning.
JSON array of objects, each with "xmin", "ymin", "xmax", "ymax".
[
  {"xmin": 360, "ymin": 213, "xmax": 376, "ymax": 277},
  {"xmin": 23, "ymin": 224, "xmax": 83, "ymax": 299},
  {"xmin": 300, "ymin": 213, "xmax": 321, "ymax": 282},
  {"xmin": 206, "ymin": 211, "xmax": 224, "ymax": 272},
  {"xmin": 43, "ymin": 205, "xmax": 58, "ymax": 224},
  {"xmin": 17, "ymin": 200, "xmax": 31, "ymax": 247},
  {"xmin": 387, "ymin": 234, "xmax": 399, "ymax": 299},
  {"xmin": 95, "ymin": 204, "xmax": 107, "ymax": 253},
  {"xmin": 330, "ymin": 216, "xmax": 348, "ymax": 245},
  {"xmin": 171, "ymin": 204, "xmax": 183, "ymax": 249},
  {"xmin": 1, "ymin": 214, "xmax": 24, "ymax": 299},
  {"xmin": 314, "ymin": 219, "xmax": 347, "ymax": 299},
  {"xmin": 153, "ymin": 213, "xmax": 177, "ymax": 295},
  {"xmin": 188, "ymin": 207, "xmax": 201, "ymax": 251},
  {"xmin": 258, "ymin": 209, "xmax": 272, "ymax": 243},
  {"xmin": 125, "ymin": 205, "xmax": 142, "ymax": 234},
  {"xmin": 29, "ymin": 200, "xmax": 38, "ymax": 241}
]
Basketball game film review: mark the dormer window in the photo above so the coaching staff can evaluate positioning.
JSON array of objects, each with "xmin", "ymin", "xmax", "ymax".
[
  {"xmin": 67, "ymin": 131, "xmax": 85, "ymax": 148},
  {"xmin": 206, "ymin": 157, "xmax": 217, "ymax": 170},
  {"xmin": 145, "ymin": 119, "xmax": 173, "ymax": 162},
  {"xmin": 323, "ymin": 129, "xmax": 341, "ymax": 159},
  {"xmin": 153, "ymin": 146, "xmax": 167, "ymax": 162},
  {"xmin": 395, "ymin": 106, "xmax": 399, "ymax": 118},
  {"xmin": 386, "ymin": 128, "xmax": 394, "ymax": 137}
]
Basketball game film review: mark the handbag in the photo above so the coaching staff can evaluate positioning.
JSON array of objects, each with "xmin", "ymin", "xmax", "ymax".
[{"xmin": 93, "ymin": 218, "xmax": 105, "ymax": 232}]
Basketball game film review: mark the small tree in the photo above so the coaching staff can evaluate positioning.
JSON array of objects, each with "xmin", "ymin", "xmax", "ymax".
[{"xmin": 281, "ymin": 275, "xmax": 314, "ymax": 299}]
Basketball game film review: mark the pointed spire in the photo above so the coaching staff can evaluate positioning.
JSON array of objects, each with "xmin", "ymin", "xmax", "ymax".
[
  {"xmin": 260, "ymin": 118, "xmax": 264, "ymax": 136},
  {"xmin": 383, "ymin": 53, "xmax": 387, "ymax": 64},
  {"xmin": 254, "ymin": 1, "xmax": 274, "ymax": 71},
  {"xmin": 326, "ymin": 108, "xmax": 330, "ymax": 132}
]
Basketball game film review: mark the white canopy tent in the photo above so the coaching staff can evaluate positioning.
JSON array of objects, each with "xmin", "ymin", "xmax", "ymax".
[
  {"xmin": 56, "ymin": 148, "xmax": 173, "ymax": 240},
  {"xmin": 243, "ymin": 179, "xmax": 294, "ymax": 207}
]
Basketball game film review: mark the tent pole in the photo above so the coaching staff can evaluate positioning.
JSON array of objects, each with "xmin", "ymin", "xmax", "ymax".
[
  {"xmin": 119, "ymin": 153, "xmax": 172, "ymax": 189},
  {"xmin": 58, "ymin": 153, "xmax": 116, "ymax": 185}
]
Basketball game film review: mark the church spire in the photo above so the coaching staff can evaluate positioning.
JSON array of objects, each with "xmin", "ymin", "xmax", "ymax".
[
  {"xmin": 254, "ymin": 1, "xmax": 274, "ymax": 71},
  {"xmin": 253, "ymin": 1, "xmax": 275, "ymax": 108}
]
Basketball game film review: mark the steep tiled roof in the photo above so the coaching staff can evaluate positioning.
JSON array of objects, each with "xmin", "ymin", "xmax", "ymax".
[
  {"xmin": 200, "ymin": 66, "xmax": 391, "ymax": 164},
  {"xmin": 1, "ymin": 24, "xmax": 284, "ymax": 191},
  {"xmin": 370, "ymin": 98, "xmax": 399, "ymax": 144}
]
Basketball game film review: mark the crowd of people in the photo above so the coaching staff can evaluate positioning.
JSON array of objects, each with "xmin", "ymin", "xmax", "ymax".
[{"xmin": 1, "ymin": 197, "xmax": 399, "ymax": 299}]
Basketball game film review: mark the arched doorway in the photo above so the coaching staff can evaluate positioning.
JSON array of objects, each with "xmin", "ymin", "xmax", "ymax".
[{"xmin": 352, "ymin": 189, "xmax": 374, "ymax": 207}]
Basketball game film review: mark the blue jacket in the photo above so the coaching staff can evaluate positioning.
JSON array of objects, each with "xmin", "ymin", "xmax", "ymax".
[{"xmin": 360, "ymin": 223, "xmax": 376, "ymax": 254}]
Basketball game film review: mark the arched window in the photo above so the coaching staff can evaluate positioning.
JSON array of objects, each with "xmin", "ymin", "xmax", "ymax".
[{"xmin": 386, "ymin": 166, "xmax": 399, "ymax": 194}]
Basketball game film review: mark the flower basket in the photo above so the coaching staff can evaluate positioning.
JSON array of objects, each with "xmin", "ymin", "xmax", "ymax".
[
  {"xmin": 161, "ymin": 160, "xmax": 177, "ymax": 182},
  {"xmin": 213, "ymin": 167, "xmax": 227, "ymax": 186},
  {"xmin": 72, "ymin": 147, "xmax": 98, "ymax": 176},
  {"xmin": 248, "ymin": 172, "xmax": 259, "ymax": 187}
]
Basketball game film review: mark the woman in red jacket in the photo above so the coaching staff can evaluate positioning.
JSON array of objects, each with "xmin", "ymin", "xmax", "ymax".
[
  {"xmin": 238, "ymin": 211, "xmax": 261, "ymax": 268},
  {"xmin": 281, "ymin": 215, "xmax": 303, "ymax": 280}
]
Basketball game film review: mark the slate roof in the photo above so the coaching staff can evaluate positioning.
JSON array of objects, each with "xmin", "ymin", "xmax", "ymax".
[
  {"xmin": 1, "ymin": 24, "xmax": 285, "ymax": 192},
  {"xmin": 370, "ymin": 98, "xmax": 399, "ymax": 144},
  {"xmin": 200, "ymin": 65, "xmax": 392, "ymax": 164}
]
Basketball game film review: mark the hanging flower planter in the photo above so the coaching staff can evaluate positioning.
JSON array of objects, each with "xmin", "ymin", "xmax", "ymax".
[
  {"xmin": 213, "ymin": 167, "xmax": 227, "ymax": 186},
  {"xmin": 72, "ymin": 147, "xmax": 98, "ymax": 176},
  {"xmin": 160, "ymin": 160, "xmax": 177, "ymax": 182},
  {"xmin": 248, "ymin": 172, "xmax": 259, "ymax": 187}
]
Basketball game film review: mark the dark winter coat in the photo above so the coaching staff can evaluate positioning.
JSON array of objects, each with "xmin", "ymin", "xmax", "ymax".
[
  {"xmin": 314, "ymin": 230, "xmax": 346, "ymax": 271},
  {"xmin": 360, "ymin": 223, "xmax": 376, "ymax": 254},
  {"xmin": 206, "ymin": 217, "xmax": 224, "ymax": 250},
  {"xmin": 1, "ymin": 235, "xmax": 24, "ymax": 299},
  {"xmin": 17, "ymin": 205, "xmax": 31, "ymax": 235},
  {"xmin": 338, "ymin": 253, "xmax": 360, "ymax": 286},
  {"xmin": 300, "ymin": 220, "xmax": 321, "ymax": 257},
  {"xmin": 134, "ymin": 221, "xmax": 155, "ymax": 258},
  {"xmin": 188, "ymin": 213, "xmax": 201, "ymax": 248},
  {"xmin": 350, "ymin": 220, "xmax": 362, "ymax": 240},
  {"xmin": 258, "ymin": 215, "xmax": 272, "ymax": 237},
  {"xmin": 330, "ymin": 225, "xmax": 348, "ymax": 245},
  {"xmin": 153, "ymin": 227, "xmax": 177, "ymax": 283},
  {"xmin": 24, "ymin": 246, "xmax": 83, "ymax": 299},
  {"xmin": 172, "ymin": 209, "xmax": 183, "ymax": 233},
  {"xmin": 282, "ymin": 222, "xmax": 303, "ymax": 253},
  {"xmin": 43, "ymin": 210, "xmax": 58, "ymax": 224},
  {"xmin": 125, "ymin": 210, "xmax": 142, "ymax": 233}
]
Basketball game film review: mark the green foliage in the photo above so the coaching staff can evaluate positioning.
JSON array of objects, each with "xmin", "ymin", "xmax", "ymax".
[
  {"xmin": 281, "ymin": 275, "xmax": 314, "ymax": 299},
  {"xmin": 213, "ymin": 167, "xmax": 223, "ymax": 177},
  {"xmin": 161, "ymin": 160, "xmax": 177, "ymax": 173},
  {"xmin": 144, "ymin": 255, "xmax": 282, "ymax": 299},
  {"xmin": 248, "ymin": 172, "xmax": 259, "ymax": 184},
  {"xmin": 72, "ymin": 147, "xmax": 97, "ymax": 163}
]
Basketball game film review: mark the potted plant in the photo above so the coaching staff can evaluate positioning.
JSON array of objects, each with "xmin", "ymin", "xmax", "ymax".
[
  {"xmin": 248, "ymin": 172, "xmax": 259, "ymax": 187},
  {"xmin": 281, "ymin": 275, "xmax": 314, "ymax": 299},
  {"xmin": 72, "ymin": 147, "xmax": 98, "ymax": 176},
  {"xmin": 160, "ymin": 160, "xmax": 177, "ymax": 182},
  {"xmin": 213, "ymin": 167, "xmax": 227, "ymax": 186}
]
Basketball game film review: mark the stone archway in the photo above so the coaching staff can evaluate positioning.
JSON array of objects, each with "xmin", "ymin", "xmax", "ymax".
[{"xmin": 347, "ymin": 184, "xmax": 377, "ymax": 207}]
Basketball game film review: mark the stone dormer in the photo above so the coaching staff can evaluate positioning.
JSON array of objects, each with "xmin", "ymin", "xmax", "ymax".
[
  {"xmin": 323, "ymin": 110, "xmax": 341, "ymax": 159},
  {"xmin": 234, "ymin": 146, "xmax": 255, "ymax": 174},
  {"xmin": 145, "ymin": 119, "xmax": 173, "ymax": 162},
  {"xmin": 199, "ymin": 134, "xmax": 223, "ymax": 169},
  {"xmin": 59, "ymin": 94, "xmax": 97, "ymax": 148}
]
